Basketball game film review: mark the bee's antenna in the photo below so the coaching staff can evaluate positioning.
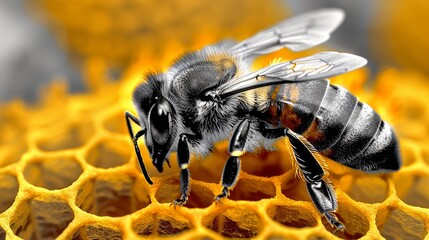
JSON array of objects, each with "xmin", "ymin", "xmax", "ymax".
[{"xmin": 125, "ymin": 111, "xmax": 154, "ymax": 185}]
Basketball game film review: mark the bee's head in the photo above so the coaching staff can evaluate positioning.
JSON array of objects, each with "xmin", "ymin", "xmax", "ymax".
[{"xmin": 132, "ymin": 73, "xmax": 178, "ymax": 176}]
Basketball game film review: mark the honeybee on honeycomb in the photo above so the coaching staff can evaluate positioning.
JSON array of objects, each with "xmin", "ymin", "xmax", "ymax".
[
  {"xmin": 126, "ymin": 9, "xmax": 401, "ymax": 231},
  {"xmin": 4, "ymin": 0, "xmax": 429, "ymax": 238}
]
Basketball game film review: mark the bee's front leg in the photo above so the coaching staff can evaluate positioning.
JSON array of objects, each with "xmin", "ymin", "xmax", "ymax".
[
  {"xmin": 215, "ymin": 119, "xmax": 250, "ymax": 202},
  {"xmin": 171, "ymin": 133, "xmax": 195, "ymax": 207}
]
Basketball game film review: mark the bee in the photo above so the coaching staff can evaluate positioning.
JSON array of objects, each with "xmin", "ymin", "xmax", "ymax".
[{"xmin": 125, "ymin": 8, "xmax": 401, "ymax": 231}]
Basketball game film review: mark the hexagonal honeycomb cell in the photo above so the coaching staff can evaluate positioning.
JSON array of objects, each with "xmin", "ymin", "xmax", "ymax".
[
  {"xmin": 76, "ymin": 173, "xmax": 151, "ymax": 217},
  {"xmin": 85, "ymin": 138, "xmax": 131, "ymax": 169},
  {"xmin": 10, "ymin": 198, "xmax": 74, "ymax": 239},
  {"xmin": 1, "ymin": 2, "xmax": 429, "ymax": 239},
  {"xmin": 72, "ymin": 224, "xmax": 123, "ymax": 240},
  {"xmin": 377, "ymin": 207, "xmax": 428, "ymax": 240},
  {"xmin": 132, "ymin": 208, "xmax": 193, "ymax": 237},
  {"xmin": 35, "ymin": 121, "xmax": 94, "ymax": 152},
  {"xmin": 203, "ymin": 206, "xmax": 263, "ymax": 238},
  {"xmin": 23, "ymin": 155, "xmax": 83, "ymax": 190},
  {"xmin": 267, "ymin": 203, "xmax": 318, "ymax": 228}
]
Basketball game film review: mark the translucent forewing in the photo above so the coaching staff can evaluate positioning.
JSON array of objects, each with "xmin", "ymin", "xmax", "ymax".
[
  {"xmin": 216, "ymin": 52, "xmax": 367, "ymax": 99},
  {"xmin": 230, "ymin": 9, "xmax": 345, "ymax": 56}
]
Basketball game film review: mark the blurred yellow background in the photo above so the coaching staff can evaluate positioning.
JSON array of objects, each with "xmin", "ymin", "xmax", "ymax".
[{"xmin": 0, "ymin": 0, "xmax": 428, "ymax": 239}]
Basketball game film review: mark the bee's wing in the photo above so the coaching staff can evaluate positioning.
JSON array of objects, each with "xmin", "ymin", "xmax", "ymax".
[
  {"xmin": 216, "ymin": 52, "xmax": 367, "ymax": 99},
  {"xmin": 230, "ymin": 9, "xmax": 344, "ymax": 57}
]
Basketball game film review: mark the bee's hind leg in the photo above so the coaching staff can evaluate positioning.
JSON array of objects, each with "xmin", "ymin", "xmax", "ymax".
[
  {"xmin": 215, "ymin": 119, "xmax": 250, "ymax": 202},
  {"xmin": 262, "ymin": 127, "xmax": 345, "ymax": 231},
  {"xmin": 171, "ymin": 133, "xmax": 196, "ymax": 207}
]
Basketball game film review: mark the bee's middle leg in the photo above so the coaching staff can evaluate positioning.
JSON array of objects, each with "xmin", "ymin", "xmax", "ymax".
[{"xmin": 215, "ymin": 118, "xmax": 250, "ymax": 201}]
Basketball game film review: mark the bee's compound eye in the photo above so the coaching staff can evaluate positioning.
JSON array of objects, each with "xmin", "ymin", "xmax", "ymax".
[
  {"xmin": 147, "ymin": 98, "xmax": 178, "ymax": 172},
  {"xmin": 149, "ymin": 103, "xmax": 170, "ymax": 140}
]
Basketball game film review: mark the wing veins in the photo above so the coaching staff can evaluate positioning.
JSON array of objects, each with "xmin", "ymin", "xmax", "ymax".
[{"xmin": 214, "ymin": 52, "xmax": 367, "ymax": 99}]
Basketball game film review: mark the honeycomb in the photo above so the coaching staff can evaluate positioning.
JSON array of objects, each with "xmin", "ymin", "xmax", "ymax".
[{"xmin": 2, "ymin": 2, "xmax": 429, "ymax": 240}]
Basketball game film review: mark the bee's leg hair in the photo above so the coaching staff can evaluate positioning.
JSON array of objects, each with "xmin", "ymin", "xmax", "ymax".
[
  {"xmin": 215, "ymin": 118, "xmax": 250, "ymax": 201},
  {"xmin": 125, "ymin": 111, "xmax": 153, "ymax": 185},
  {"xmin": 262, "ymin": 127, "xmax": 345, "ymax": 231},
  {"xmin": 172, "ymin": 133, "xmax": 196, "ymax": 206}
]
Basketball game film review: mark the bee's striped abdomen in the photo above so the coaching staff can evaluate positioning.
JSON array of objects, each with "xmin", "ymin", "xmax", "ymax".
[
  {"xmin": 264, "ymin": 80, "xmax": 401, "ymax": 172},
  {"xmin": 326, "ymin": 102, "xmax": 381, "ymax": 164}
]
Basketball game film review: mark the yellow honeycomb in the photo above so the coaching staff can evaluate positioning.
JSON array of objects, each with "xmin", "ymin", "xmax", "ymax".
[
  {"xmin": 1, "ymin": 47, "xmax": 429, "ymax": 239},
  {"xmin": 1, "ymin": 1, "xmax": 429, "ymax": 239}
]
